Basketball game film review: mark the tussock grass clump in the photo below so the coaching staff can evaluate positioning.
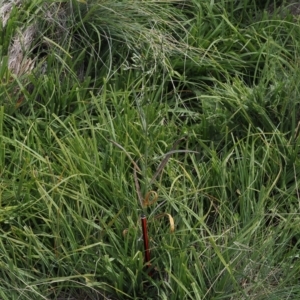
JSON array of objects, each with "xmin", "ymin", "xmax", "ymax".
[{"xmin": 0, "ymin": 0, "xmax": 300, "ymax": 299}]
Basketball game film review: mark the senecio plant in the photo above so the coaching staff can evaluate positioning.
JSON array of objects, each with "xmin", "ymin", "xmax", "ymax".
[{"xmin": 0, "ymin": 0, "xmax": 300, "ymax": 299}]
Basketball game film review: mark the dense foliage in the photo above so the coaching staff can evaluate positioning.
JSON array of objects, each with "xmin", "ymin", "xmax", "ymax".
[{"xmin": 0, "ymin": 0, "xmax": 300, "ymax": 299}]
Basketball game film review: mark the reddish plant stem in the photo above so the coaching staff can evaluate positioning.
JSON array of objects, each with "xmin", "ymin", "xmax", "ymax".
[{"xmin": 141, "ymin": 215, "xmax": 151, "ymax": 266}]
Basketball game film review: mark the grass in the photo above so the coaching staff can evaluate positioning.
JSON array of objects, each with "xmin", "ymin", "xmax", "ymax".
[{"xmin": 0, "ymin": 0, "xmax": 300, "ymax": 299}]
